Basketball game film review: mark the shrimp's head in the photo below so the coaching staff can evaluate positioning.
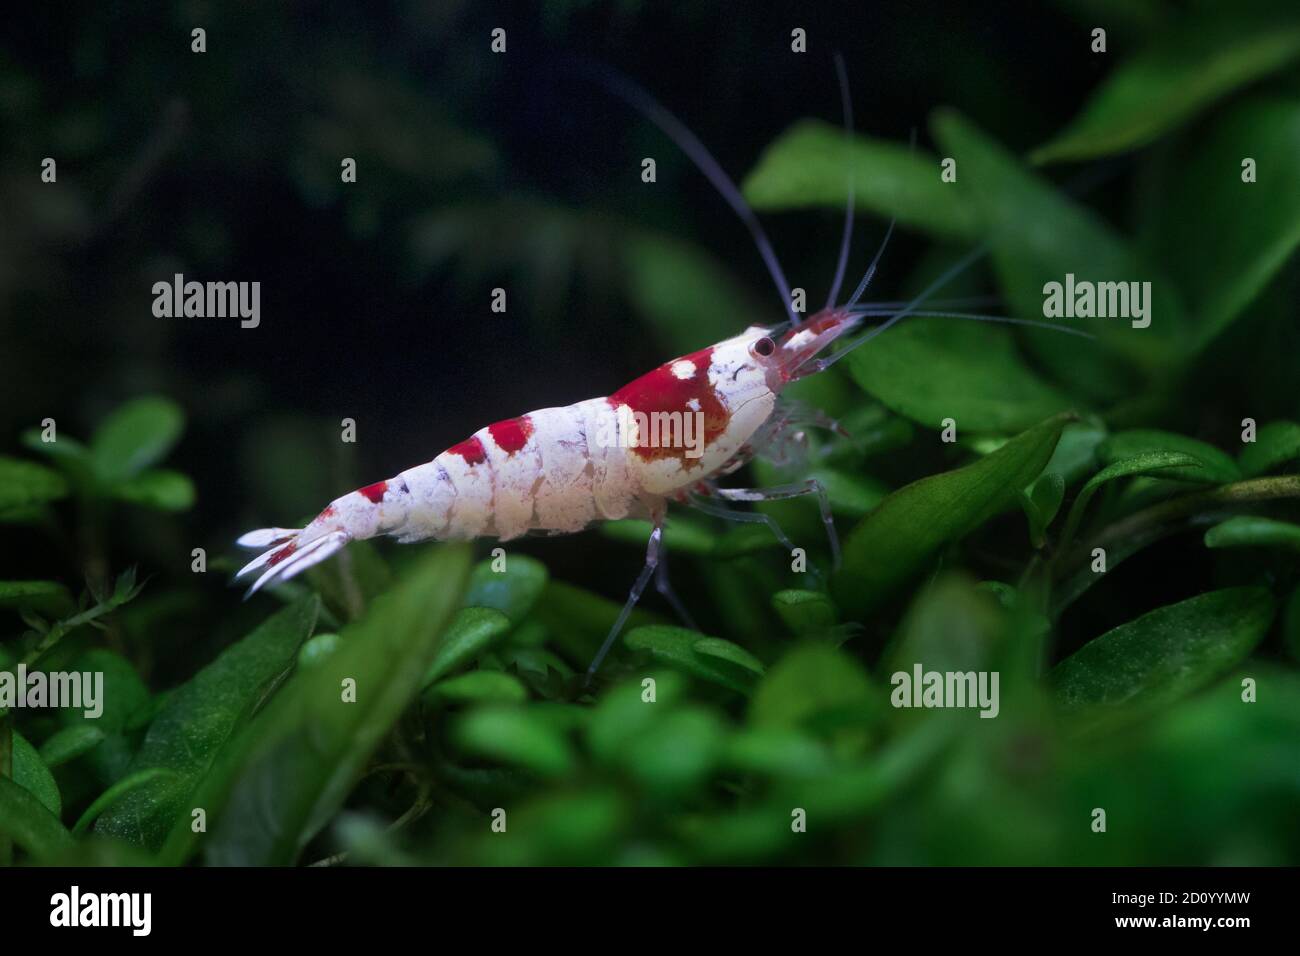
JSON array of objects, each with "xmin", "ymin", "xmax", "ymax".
[{"xmin": 734, "ymin": 309, "xmax": 862, "ymax": 391}]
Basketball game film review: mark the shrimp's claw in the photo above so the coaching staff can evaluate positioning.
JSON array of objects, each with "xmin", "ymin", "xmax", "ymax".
[
  {"xmin": 235, "ymin": 529, "xmax": 352, "ymax": 598},
  {"xmin": 236, "ymin": 527, "xmax": 302, "ymax": 549}
]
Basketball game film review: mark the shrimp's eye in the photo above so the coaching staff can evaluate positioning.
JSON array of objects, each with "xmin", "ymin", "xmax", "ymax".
[{"xmin": 751, "ymin": 336, "xmax": 776, "ymax": 358}]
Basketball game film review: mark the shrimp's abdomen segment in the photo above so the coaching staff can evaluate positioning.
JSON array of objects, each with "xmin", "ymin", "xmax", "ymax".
[
  {"xmin": 438, "ymin": 435, "xmax": 493, "ymax": 539},
  {"xmin": 531, "ymin": 405, "xmax": 599, "ymax": 532},
  {"xmin": 391, "ymin": 461, "xmax": 453, "ymax": 542},
  {"xmin": 405, "ymin": 406, "xmax": 609, "ymax": 542},
  {"xmin": 480, "ymin": 415, "xmax": 542, "ymax": 539}
]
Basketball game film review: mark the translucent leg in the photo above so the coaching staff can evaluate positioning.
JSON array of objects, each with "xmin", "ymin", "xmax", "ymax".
[
  {"xmin": 654, "ymin": 543, "xmax": 699, "ymax": 631},
  {"xmin": 585, "ymin": 521, "xmax": 663, "ymax": 687},
  {"xmin": 688, "ymin": 493, "xmax": 796, "ymax": 552},
  {"xmin": 698, "ymin": 478, "xmax": 840, "ymax": 570}
]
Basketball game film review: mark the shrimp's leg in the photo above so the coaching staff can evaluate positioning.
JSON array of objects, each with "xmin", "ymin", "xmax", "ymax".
[
  {"xmin": 654, "ymin": 542, "xmax": 699, "ymax": 631},
  {"xmin": 694, "ymin": 478, "xmax": 840, "ymax": 570},
  {"xmin": 688, "ymin": 493, "xmax": 796, "ymax": 552},
  {"xmin": 585, "ymin": 517, "xmax": 666, "ymax": 687}
]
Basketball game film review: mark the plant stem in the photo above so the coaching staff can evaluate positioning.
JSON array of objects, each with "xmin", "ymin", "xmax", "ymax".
[{"xmin": 1050, "ymin": 475, "xmax": 1300, "ymax": 616}]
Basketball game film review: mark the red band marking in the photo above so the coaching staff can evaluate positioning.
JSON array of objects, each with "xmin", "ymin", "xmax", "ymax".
[
  {"xmin": 448, "ymin": 435, "xmax": 488, "ymax": 466},
  {"xmin": 358, "ymin": 481, "xmax": 387, "ymax": 503},
  {"xmin": 608, "ymin": 346, "xmax": 729, "ymax": 463},
  {"xmin": 488, "ymin": 416, "xmax": 534, "ymax": 455}
]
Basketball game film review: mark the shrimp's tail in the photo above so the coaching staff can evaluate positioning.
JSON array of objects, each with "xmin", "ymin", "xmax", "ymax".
[
  {"xmin": 234, "ymin": 481, "xmax": 402, "ymax": 598},
  {"xmin": 234, "ymin": 526, "xmax": 352, "ymax": 597}
]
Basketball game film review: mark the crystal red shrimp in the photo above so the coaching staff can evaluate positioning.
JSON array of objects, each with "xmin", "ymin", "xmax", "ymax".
[
  {"xmin": 235, "ymin": 57, "xmax": 1091, "ymax": 682},
  {"xmin": 235, "ymin": 313, "xmax": 860, "ymax": 594}
]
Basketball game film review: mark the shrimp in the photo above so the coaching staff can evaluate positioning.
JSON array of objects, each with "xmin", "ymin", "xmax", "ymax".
[{"xmin": 235, "ymin": 56, "xmax": 1092, "ymax": 683}]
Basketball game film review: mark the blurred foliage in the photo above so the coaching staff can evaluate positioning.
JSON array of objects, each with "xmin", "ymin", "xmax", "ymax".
[{"xmin": 3, "ymin": 1, "xmax": 1300, "ymax": 866}]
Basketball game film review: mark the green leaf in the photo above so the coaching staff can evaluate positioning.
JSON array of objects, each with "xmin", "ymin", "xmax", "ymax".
[
  {"xmin": 813, "ymin": 468, "xmax": 890, "ymax": 518},
  {"xmin": 426, "ymin": 670, "xmax": 528, "ymax": 705},
  {"xmin": 772, "ymin": 589, "xmax": 839, "ymax": 636},
  {"xmin": 12, "ymin": 730, "xmax": 61, "ymax": 818},
  {"xmin": 1099, "ymin": 430, "xmax": 1240, "ymax": 484},
  {"xmin": 0, "ymin": 580, "xmax": 75, "ymax": 617},
  {"xmin": 847, "ymin": 316, "xmax": 1078, "ymax": 432},
  {"xmin": 469, "ymin": 787, "xmax": 628, "ymax": 866},
  {"xmin": 585, "ymin": 671, "xmax": 688, "ymax": 765},
  {"xmin": 1140, "ymin": 96, "xmax": 1300, "ymax": 348},
  {"xmin": 421, "ymin": 607, "xmax": 512, "ymax": 688},
  {"xmin": 465, "ymin": 554, "xmax": 548, "ymax": 623},
  {"xmin": 932, "ymin": 110, "xmax": 1189, "ymax": 401},
  {"xmin": 624, "ymin": 626, "xmax": 759, "ymax": 693},
  {"xmin": 453, "ymin": 705, "xmax": 576, "ymax": 777},
  {"xmin": 75, "ymin": 768, "xmax": 180, "ymax": 837},
  {"xmin": 883, "ymin": 573, "xmax": 1008, "ymax": 676},
  {"xmin": 1204, "ymin": 516, "xmax": 1300, "ymax": 552},
  {"xmin": 1052, "ymin": 588, "xmax": 1275, "ymax": 722},
  {"xmin": 94, "ymin": 597, "xmax": 319, "ymax": 851},
  {"xmin": 749, "ymin": 642, "xmax": 878, "ymax": 734},
  {"xmin": 20, "ymin": 430, "xmax": 91, "ymax": 467},
  {"xmin": 620, "ymin": 706, "xmax": 727, "ymax": 798},
  {"xmin": 833, "ymin": 413, "xmax": 1070, "ymax": 617},
  {"xmin": 90, "ymin": 396, "xmax": 185, "ymax": 483},
  {"xmin": 297, "ymin": 631, "xmax": 341, "ymax": 668},
  {"xmin": 57, "ymin": 649, "xmax": 151, "ymax": 734},
  {"xmin": 111, "ymin": 469, "xmax": 195, "ymax": 511},
  {"xmin": 690, "ymin": 637, "xmax": 765, "ymax": 677},
  {"xmin": 1042, "ymin": 419, "xmax": 1109, "ymax": 485},
  {"xmin": 741, "ymin": 119, "xmax": 980, "ymax": 240},
  {"xmin": 1240, "ymin": 421, "xmax": 1300, "ymax": 477},
  {"xmin": 50, "ymin": 648, "xmax": 151, "ymax": 788},
  {"xmin": 0, "ymin": 776, "xmax": 74, "ymax": 860},
  {"xmin": 1022, "ymin": 471, "xmax": 1065, "ymax": 548},
  {"xmin": 38, "ymin": 725, "xmax": 107, "ymax": 769},
  {"xmin": 164, "ymin": 544, "xmax": 471, "ymax": 865},
  {"xmin": 587, "ymin": 671, "xmax": 691, "ymax": 759},
  {"xmin": 1032, "ymin": 7, "xmax": 1300, "ymax": 163},
  {"xmin": 725, "ymin": 728, "xmax": 831, "ymax": 778},
  {"xmin": 0, "ymin": 455, "xmax": 68, "ymax": 511},
  {"xmin": 1058, "ymin": 450, "xmax": 1204, "ymax": 548}
]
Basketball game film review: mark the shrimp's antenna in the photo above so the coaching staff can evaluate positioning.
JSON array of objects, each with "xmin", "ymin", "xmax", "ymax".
[
  {"xmin": 820, "ymin": 243, "xmax": 988, "ymax": 371},
  {"xmin": 844, "ymin": 218, "xmax": 896, "ymax": 309},
  {"xmin": 817, "ymin": 243, "xmax": 1096, "ymax": 374},
  {"xmin": 849, "ymin": 308, "xmax": 1096, "ymax": 339},
  {"xmin": 858, "ymin": 294, "xmax": 1001, "ymax": 310},
  {"xmin": 824, "ymin": 52, "xmax": 855, "ymax": 312},
  {"xmin": 585, "ymin": 63, "xmax": 798, "ymax": 325},
  {"xmin": 843, "ymin": 128, "xmax": 919, "ymax": 309}
]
